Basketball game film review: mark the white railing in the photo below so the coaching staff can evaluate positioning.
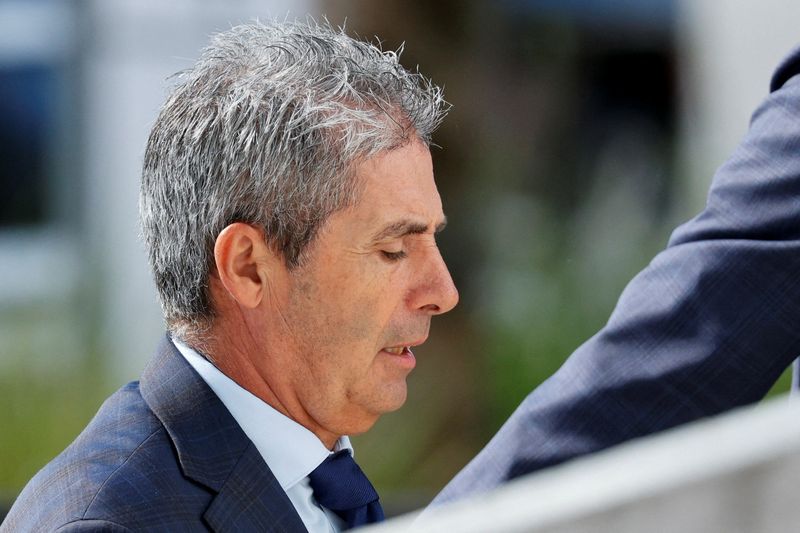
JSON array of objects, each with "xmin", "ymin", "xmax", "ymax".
[{"xmin": 367, "ymin": 395, "xmax": 800, "ymax": 533}]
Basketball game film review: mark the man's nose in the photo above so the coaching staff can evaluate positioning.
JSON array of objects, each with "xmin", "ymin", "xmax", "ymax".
[{"xmin": 412, "ymin": 247, "xmax": 459, "ymax": 315}]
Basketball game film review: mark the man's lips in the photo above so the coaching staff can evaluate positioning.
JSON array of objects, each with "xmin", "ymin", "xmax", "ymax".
[
  {"xmin": 382, "ymin": 346, "xmax": 410, "ymax": 356},
  {"xmin": 380, "ymin": 337, "xmax": 426, "ymax": 372},
  {"xmin": 381, "ymin": 337, "xmax": 426, "ymax": 356}
]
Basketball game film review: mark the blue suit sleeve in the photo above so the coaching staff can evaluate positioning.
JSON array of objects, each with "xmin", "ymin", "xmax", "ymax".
[{"xmin": 432, "ymin": 47, "xmax": 800, "ymax": 505}]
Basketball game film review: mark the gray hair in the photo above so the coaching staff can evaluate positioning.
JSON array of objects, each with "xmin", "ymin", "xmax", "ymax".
[{"xmin": 139, "ymin": 19, "xmax": 448, "ymax": 340}]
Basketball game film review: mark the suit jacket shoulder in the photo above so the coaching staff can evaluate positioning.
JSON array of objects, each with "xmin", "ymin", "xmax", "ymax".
[
  {"xmin": 3, "ymin": 337, "xmax": 307, "ymax": 533},
  {"xmin": 3, "ymin": 382, "xmax": 202, "ymax": 531}
]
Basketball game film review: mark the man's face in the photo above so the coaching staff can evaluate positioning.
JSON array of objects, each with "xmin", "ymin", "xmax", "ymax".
[{"xmin": 266, "ymin": 140, "xmax": 458, "ymax": 439}]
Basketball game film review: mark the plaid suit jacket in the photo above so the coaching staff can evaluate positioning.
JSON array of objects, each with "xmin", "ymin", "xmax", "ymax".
[
  {"xmin": 2, "ymin": 337, "xmax": 307, "ymax": 532},
  {"xmin": 432, "ymin": 46, "xmax": 800, "ymax": 505}
]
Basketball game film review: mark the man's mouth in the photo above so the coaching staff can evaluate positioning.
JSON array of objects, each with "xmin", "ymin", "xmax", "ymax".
[
  {"xmin": 380, "ymin": 340, "xmax": 422, "ymax": 370},
  {"xmin": 382, "ymin": 346, "xmax": 410, "ymax": 356},
  {"xmin": 380, "ymin": 336, "xmax": 426, "ymax": 366}
]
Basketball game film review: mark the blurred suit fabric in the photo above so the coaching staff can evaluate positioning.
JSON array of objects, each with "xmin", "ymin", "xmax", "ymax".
[
  {"xmin": 1, "ymin": 337, "xmax": 307, "ymax": 532},
  {"xmin": 432, "ymin": 46, "xmax": 800, "ymax": 505}
]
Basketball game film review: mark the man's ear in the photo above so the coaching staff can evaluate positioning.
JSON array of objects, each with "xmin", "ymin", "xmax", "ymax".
[{"xmin": 213, "ymin": 223, "xmax": 278, "ymax": 309}]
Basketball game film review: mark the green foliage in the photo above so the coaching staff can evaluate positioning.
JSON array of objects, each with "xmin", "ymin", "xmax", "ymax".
[{"xmin": 0, "ymin": 362, "xmax": 114, "ymax": 495}]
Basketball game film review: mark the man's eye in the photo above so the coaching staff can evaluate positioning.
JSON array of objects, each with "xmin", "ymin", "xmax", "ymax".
[{"xmin": 381, "ymin": 250, "xmax": 407, "ymax": 262}]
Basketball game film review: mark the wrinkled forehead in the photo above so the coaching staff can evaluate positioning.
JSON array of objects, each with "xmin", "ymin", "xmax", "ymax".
[{"xmin": 346, "ymin": 140, "xmax": 444, "ymax": 233}]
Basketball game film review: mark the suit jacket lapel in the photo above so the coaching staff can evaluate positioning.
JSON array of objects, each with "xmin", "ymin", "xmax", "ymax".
[
  {"xmin": 140, "ymin": 335, "xmax": 307, "ymax": 532},
  {"xmin": 203, "ymin": 441, "xmax": 307, "ymax": 532}
]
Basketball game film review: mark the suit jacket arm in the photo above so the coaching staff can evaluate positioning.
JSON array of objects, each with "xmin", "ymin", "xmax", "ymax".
[{"xmin": 432, "ymin": 46, "xmax": 800, "ymax": 505}]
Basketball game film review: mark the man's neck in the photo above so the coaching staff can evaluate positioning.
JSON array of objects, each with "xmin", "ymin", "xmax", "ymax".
[{"xmin": 192, "ymin": 328, "xmax": 341, "ymax": 450}]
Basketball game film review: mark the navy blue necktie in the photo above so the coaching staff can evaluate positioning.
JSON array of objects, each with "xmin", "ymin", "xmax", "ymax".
[{"xmin": 308, "ymin": 450, "xmax": 385, "ymax": 529}]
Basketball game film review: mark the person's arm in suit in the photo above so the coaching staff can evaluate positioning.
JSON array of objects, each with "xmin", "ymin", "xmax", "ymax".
[{"xmin": 432, "ymin": 47, "xmax": 800, "ymax": 506}]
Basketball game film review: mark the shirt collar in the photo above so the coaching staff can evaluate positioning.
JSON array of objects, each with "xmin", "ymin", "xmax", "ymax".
[{"xmin": 173, "ymin": 338, "xmax": 353, "ymax": 491}]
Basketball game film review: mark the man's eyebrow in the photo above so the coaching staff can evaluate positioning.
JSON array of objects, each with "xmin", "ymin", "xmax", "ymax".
[{"xmin": 370, "ymin": 217, "xmax": 448, "ymax": 242}]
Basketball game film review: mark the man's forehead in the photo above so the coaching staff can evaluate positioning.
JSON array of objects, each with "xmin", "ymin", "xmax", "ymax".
[{"xmin": 343, "ymin": 140, "xmax": 444, "ymax": 240}]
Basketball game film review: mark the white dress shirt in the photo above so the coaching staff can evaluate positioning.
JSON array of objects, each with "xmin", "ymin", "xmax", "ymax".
[{"xmin": 174, "ymin": 339, "xmax": 350, "ymax": 533}]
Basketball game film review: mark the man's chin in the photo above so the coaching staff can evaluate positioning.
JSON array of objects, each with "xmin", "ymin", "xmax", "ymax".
[
  {"xmin": 345, "ymin": 386, "xmax": 409, "ymax": 436},
  {"xmin": 382, "ymin": 379, "xmax": 409, "ymax": 411},
  {"xmin": 381, "ymin": 391, "xmax": 408, "ymax": 414}
]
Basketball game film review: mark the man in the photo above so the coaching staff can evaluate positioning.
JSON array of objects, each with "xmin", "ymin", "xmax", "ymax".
[
  {"xmin": 431, "ymin": 45, "xmax": 800, "ymax": 505},
  {"xmin": 6, "ymin": 18, "xmax": 799, "ymax": 533},
  {"xmin": 3, "ymin": 20, "xmax": 457, "ymax": 532}
]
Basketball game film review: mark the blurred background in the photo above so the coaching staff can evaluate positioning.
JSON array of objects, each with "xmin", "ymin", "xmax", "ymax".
[{"xmin": 1, "ymin": 0, "xmax": 799, "ymax": 519}]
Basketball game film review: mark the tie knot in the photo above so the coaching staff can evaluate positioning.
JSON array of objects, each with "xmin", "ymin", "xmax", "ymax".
[{"xmin": 308, "ymin": 450, "xmax": 384, "ymax": 529}]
